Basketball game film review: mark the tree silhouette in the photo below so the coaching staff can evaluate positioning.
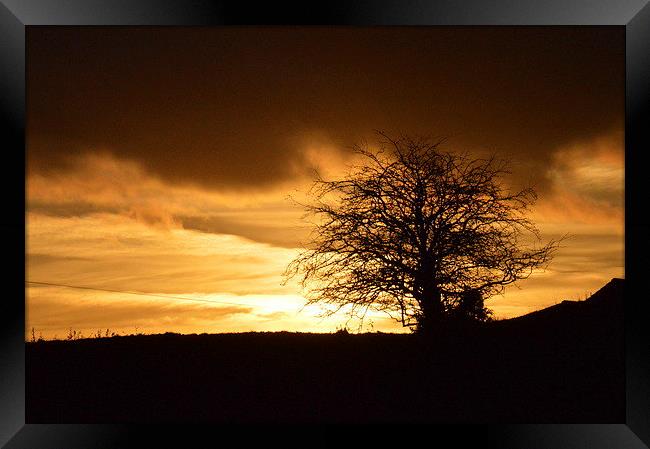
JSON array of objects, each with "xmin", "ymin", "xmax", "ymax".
[{"xmin": 285, "ymin": 133, "xmax": 561, "ymax": 334}]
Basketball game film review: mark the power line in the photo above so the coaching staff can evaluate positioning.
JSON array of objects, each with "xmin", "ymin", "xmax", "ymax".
[{"xmin": 25, "ymin": 280, "xmax": 250, "ymax": 307}]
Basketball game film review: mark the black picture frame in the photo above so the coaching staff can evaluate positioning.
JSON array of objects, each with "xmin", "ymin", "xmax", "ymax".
[{"xmin": 2, "ymin": 1, "xmax": 648, "ymax": 447}]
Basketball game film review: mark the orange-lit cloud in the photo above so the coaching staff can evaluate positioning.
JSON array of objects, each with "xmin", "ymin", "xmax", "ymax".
[
  {"xmin": 535, "ymin": 128, "xmax": 624, "ymax": 229},
  {"xmin": 26, "ymin": 126, "xmax": 624, "ymax": 337},
  {"xmin": 28, "ymin": 152, "xmax": 312, "ymax": 247},
  {"xmin": 26, "ymin": 202, "xmax": 406, "ymax": 337}
]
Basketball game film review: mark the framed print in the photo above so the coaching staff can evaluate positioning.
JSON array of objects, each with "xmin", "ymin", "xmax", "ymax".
[{"xmin": 1, "ymin": 0, "xmax": 649, "ymax": 447}]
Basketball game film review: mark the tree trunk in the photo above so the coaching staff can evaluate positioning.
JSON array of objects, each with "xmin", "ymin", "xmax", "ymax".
[{"xmin": 417, "ymin": 286, "xmax": 444, "ymax": 335}]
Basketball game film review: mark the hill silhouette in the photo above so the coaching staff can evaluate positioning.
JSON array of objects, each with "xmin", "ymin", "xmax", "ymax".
[
  {"xmin": 497, "ymin": 278, "xmax": 623, "ymax": 326},
  {"xmin": 26, "ymin": 279, "xmax": 624, "ymax": 423}
]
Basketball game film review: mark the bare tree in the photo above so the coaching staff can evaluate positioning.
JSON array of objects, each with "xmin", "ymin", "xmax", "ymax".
[{"xmin": 284, "ymin": 133, "xmax": 562, "ymax": 334}]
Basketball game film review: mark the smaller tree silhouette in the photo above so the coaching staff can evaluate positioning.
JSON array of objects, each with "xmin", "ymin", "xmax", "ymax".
[
  {"xmin": 448, "ymin": 289, "xmax": 491, "ymax": 323},
  {"xmin": 285, "ymin": 133, "xmax": 562, "ymax": 335}
]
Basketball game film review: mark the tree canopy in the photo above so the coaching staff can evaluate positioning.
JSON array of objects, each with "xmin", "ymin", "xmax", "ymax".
[{"xmin": 285, "ymin": 133, "xmax": 561, "ymax": 334}]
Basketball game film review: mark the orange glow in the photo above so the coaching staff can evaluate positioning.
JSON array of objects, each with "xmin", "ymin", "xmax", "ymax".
[{"xmin": 26, "ymin": 128, "xmax": 623, "ymax": 339}]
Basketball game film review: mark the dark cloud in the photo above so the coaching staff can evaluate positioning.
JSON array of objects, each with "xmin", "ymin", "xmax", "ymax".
[
  {"xmin": 28, "ymin": 27, "xmax": 623, "ymax": 192},
  {"xmin": 179, "ymin": 214, "xmax": 308, "ymax": 248},
  {"xmin": 27, "ymin": 200, "xmax": 120, "ymax": 218}
]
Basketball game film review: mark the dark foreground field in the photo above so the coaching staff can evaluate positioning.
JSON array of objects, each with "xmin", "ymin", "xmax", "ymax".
[{"xmin": 27, "ymin": 279, "xmax": 624, "ymax": 423}]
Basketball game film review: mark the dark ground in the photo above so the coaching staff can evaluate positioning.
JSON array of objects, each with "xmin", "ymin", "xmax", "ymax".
[{"xmin": 26, "ymin": 279, "xmax": 624, "ymax": 423}]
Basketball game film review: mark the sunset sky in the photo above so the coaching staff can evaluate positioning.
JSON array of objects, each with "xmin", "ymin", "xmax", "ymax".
[{"xmin": 26, "ymin": 27, "xmax": 624, "ymax": 338}]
